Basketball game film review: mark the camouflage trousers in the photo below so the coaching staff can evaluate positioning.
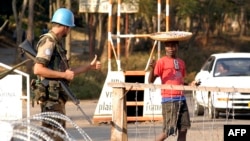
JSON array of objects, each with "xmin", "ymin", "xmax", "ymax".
[{"xmin": 40, "ymin": 98, "xmax": 66, "ymax": 141}]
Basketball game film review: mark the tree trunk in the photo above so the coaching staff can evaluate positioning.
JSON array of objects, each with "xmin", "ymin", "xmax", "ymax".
[
  {"xmin": 239, "ymin": 6, "xmax": 245, "ymax": 37},
  {"xmin": 26, "ymin": 0, "xmax": 35, "ymax": 74},
  {"xmin": 12, "ymin": 0, "xmax": 28, "ymax": 64},
  {"xmin": 65, "ymin": 0, "xmax": 71, "ymax": 61},
  {"xmin": 49, "ymin": 0, "xmax": 53, "ymax": 19},
  {"xmin": 96, "ymin": 14, "xmax": 103, "ymax": 52},
  {"xmin": 27, "ymin": 0, "xmax": 34, "ymax": 43}
]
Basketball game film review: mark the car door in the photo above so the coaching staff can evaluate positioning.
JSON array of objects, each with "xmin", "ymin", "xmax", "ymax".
[{"xmin": 194, "ymin": 56, "xmax": 215, "ymax": 106}]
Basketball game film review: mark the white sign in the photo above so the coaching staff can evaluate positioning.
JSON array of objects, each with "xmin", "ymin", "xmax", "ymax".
[
  {"xmin": 79, "ymin": 0, "xmax": 139, "ymax": 13},
  {"xmin": 143, "ymin": 72, "xmax": 162, "ymax": 116},
  {"xmin": 93, "ymin": 71, "xmax": 125, "ymax": 116},
  {"xmin": 0, "ymin": 75, "xmax": 22, "ymax": 120}
]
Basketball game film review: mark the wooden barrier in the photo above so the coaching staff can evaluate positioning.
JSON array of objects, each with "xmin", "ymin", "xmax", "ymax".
[
  {"xmin": 108, "ymin": 82, "xmax": 250, "ymax": 141},
  {"xmin": 108, "ymin": 82, "xmax": 250, "ymax": 93},
  {"xmin": 111, "ymin": 87, "xmax": 127, "ymax": 141}
]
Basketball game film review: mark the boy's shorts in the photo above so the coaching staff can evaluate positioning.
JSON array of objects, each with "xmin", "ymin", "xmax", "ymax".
[{"xmin": 161, "ymin": 100, "xmax": 191, "ymax": 136}]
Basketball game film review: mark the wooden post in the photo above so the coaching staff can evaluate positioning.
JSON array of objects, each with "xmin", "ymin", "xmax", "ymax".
[{"xmin": 111, "ymin": 87, "xmax": 128, "ymax": 141}]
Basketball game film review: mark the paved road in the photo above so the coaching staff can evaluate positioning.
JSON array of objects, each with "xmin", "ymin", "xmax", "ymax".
[{"xmin": 22, "ymin": 94, "xmax": 250, "ymax": 141}]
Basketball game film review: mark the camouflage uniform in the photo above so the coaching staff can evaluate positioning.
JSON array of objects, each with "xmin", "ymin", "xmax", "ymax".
[{"xmin": 35, "ymin": 31, "xmax": 69, "ymax": 141}]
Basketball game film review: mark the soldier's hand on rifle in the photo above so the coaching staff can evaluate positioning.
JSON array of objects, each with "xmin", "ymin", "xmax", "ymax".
[
  {"xmin": 64, "ymin": 69, "xmax": 75, "ymax": 81},
  {"xmin": 90, "ymin": 54, "xmax": 101, "ymax": 70}
]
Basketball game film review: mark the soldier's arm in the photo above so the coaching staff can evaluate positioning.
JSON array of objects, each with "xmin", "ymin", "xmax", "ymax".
[
  {"xmin": 71, "ymin": 54, "xmax": 101, "ymax": 75},
  {"xmin": 34, "ymin": 63, "xmax": 74, "ymax": 81}
]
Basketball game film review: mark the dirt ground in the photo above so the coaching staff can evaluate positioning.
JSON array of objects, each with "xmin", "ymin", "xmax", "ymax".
[
  {"xmin": 21, "ymin": 98, "xmax": 228, "ymax": 141},
  {"xmin": 23, "ymin": 99, "xmax": 225, "ymax": 141}
]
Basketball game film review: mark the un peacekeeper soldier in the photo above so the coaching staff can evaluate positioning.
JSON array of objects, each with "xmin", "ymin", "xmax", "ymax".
[{"xmin": 33, "ymin": 8, "xmax": 101, "ymax": 140}]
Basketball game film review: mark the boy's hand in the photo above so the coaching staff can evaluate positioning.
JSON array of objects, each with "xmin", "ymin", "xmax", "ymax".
[{"xmin": 149, "ymin": 57, "xmax": 156, "ymax": 69}]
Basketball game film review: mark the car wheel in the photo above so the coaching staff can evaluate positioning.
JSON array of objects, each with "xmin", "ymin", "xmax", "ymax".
[
  {"xmin": 194, "ymin": 99, "xmax": 204, "ymax": 116},
  {"xmin": 208, "ymin": 95, "xmax": 219, "ymax": 119}
]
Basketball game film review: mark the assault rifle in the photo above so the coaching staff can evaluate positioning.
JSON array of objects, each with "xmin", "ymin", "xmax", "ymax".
[{"xmin": 19, "ymin": 39, "xmax": 92, "ymax": 124}]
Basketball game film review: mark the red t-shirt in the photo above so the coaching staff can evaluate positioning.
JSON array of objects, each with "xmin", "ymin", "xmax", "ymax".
[{"xmin": 154, "ymin": 56, "xmax": 186, "ymax": 98}]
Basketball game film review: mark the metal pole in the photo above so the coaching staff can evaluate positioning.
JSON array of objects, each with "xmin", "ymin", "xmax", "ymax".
[
  {"xmin": 166, "ymin": 0, "xmax": 169, "ymax": 32},
  {"xmin": 157, "ymin": 0, "xmax": 161, "ymax": 59},
  {"xmin": 108, "ymin": 0, "xmax": 112, "ymax": 71},
  {"xmin": 117, "ymin": 0, "xmax": 121, "ymax": 71}
]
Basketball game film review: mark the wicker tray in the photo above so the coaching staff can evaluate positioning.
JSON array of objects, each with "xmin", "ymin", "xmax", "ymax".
[{"xmin": 149, "ymin": 31, "xmax": 192, "ymax": 41}]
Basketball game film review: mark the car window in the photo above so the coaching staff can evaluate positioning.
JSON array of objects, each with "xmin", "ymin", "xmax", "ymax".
[
  {"xmin": 214, "ymin": 60, "xmax": 230, "ymax": 76},
  {"xmin": 214, "ymin": 58, "xmax": 250, "ymax": 77},
  {"xmin": 201, "ymin": 56, "xmax": 215, "ymax": 72}
]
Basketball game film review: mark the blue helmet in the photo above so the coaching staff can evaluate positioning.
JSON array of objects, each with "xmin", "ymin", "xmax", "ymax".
[{"xmin": 51, "ymin": 8, "xmax": 75, "ymax": 27}]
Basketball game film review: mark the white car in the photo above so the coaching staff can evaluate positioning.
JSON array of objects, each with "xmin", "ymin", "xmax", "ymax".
[{"xmin": 193, "ymin": 52, "xmax": 250, "ymax": 119}]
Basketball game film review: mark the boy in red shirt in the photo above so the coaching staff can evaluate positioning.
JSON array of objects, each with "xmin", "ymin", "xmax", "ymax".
[{"xmin": 148, "ymin": 40, "xmax": 191, "ymax": 141}]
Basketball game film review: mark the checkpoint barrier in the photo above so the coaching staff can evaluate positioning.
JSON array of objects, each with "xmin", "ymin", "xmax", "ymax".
[
  {"xmin": 107, "ymin": 82, "xmax": 250, "ymax": 141},
  {"xmin": 93, "ymin": 69, "xmax": 250, "ymax": 124}
]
